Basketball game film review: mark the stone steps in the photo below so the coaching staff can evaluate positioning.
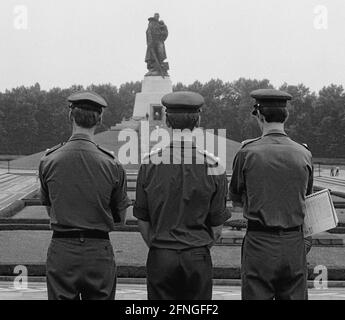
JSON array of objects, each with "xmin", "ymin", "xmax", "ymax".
[{"xmin": 0, "ymin": 223, "xmax": 138, "ymax": 232}]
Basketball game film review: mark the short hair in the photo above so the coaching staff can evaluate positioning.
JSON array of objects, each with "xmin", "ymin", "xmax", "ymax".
[
  {"xmin": 70, "ymin": 106, "xmax": 101, "ymax": 129},
  {"xmin": 259, "ymin": 107, "xmax": 289, "ymax": 123},
  {"xmin": 166, "ymin": 113, "xmax": 200, "ymax": 130}
]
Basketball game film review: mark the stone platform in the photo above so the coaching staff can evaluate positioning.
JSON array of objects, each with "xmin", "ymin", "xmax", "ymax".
[
  {"xmin": 2, "ymin": 230, "xmax": 345, "ymax": 280},
  {"xmin": 132, "ymin": 76, "xmax": 172, "ymax": 119}
]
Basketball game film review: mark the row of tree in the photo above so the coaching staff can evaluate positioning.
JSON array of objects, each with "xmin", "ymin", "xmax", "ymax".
[{"xmin": 0, "ymin": 79, "xmax": 344, "ymax": 157}]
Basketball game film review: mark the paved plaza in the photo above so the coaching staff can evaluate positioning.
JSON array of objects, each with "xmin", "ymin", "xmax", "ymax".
[{"xmin": 1, "ymin": 281, "xmax": 345, "ymax": 300}]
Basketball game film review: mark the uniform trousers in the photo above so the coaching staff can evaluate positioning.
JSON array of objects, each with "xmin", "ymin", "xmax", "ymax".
[
  {"xmin": 146, "ymin": 246, "xmax": 213, "ymax": 300},
  {"xmin": 46, "ymin": 237, "xmax": 116, "ymax": 300},
  {"xmin": 241, "ymin": 230, "xmax": 308, "ymax": 300}
]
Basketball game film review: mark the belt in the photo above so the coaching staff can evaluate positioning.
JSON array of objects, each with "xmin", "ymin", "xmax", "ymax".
[
  {"xmin": 247, "ymin": 221, "xmax": 302, "ymax": 233},
  {"xmin": 52, "ymin": 230, "xmax": 109, "ymax": 240}
]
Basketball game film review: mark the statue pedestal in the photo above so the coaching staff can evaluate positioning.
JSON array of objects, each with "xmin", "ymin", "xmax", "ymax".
[
  {"xmin": 132, "ymin": 76, "xmax": 173, "ymax": 120},
  {"xmin": 111, "ymin": 75, "xmax": 172, "ymax": 133}
]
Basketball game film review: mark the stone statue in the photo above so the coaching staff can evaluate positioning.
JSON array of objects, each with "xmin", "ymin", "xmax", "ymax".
[{"xmin": 145, "ymin": 13, "xmax": 169, "ymax": 77}]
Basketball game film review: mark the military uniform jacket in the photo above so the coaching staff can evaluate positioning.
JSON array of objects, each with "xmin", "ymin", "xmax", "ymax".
[
  {"xmin": 229, "ymin": 130, "xmax": 313, "ymax": 229},
  {"xmin": 39, "ymin": 133, "xmax": 131, "ymax": 232},
  {"xmin": 133, "ymin": 140, "xmax": 229, "ymax": 250}
]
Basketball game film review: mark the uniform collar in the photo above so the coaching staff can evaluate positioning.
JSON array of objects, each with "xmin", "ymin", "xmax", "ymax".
[
  {"xmin": 170, "ymin": 139, "xmax": 196, "ymax": 149},
  {"xmin": 69, "ymin": 133, "xmax": 95, "ymax": 143},
  {"xmin": 263, "ymin": 129, "xmax": 287, "ymax": 137}
]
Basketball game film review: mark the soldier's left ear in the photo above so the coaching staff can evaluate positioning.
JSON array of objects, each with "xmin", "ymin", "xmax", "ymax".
[
  {"xmin": 165, "ymin": 113, "xmax": 172, "ymax": 128},
  {"xmin": 285, "ymin": 108, "xmax": 290, "ymax": 123},
  {"xmin": 197, "ymin": 114, "xmax": 201, "ymax": 127},
  {"xmin": 257, "ymin": 110, "xmax": 264, "ymax": 122},
  {"xmin": 68, "ymin": 109, "xmax": 73, "ymax": 122},
  {"xmin": 97, "ymin": 111, "xmax": 103, "ymax": 125}
]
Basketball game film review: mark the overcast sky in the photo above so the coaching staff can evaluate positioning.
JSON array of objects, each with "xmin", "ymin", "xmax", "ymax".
[{"xmin": 0, "ymin": 0, "xmax": 344, "ymax": 92}]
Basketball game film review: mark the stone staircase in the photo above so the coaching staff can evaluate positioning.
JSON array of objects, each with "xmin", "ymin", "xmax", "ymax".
[{"xmin": 2, "ymin": 171, "xmax": 345, "ymax": 247}]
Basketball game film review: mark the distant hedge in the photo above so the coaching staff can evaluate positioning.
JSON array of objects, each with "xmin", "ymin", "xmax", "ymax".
[{"xmin": 1, "ymin": 79, "xmax": 345, "ymax": 158}]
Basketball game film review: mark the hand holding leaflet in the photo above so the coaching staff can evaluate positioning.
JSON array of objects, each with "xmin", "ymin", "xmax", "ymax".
[{"xmin": 303, "ymin": 189, "xmax": 338, "ymax": 237}]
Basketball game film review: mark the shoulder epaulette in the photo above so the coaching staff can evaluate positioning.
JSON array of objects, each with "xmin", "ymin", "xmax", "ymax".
[
  {"xmin": 197, "ymin": 149, "xmax": 219, "ymax": 166},
  {"xmin": 97, "ymin": 145, "xmax": 115, "ymax": 159},
  {"xmin": 300, "ymin": 143, "xmax": 310, "ymax": 151},
  {"xmin": 241, "ymin": 137, "xmax": 261, "ymax": 148},
  {"xmin": 198, "ymin": 149, "xmax": 226, "ymax": 175},
  {"xmin": 143, "ymin": 148, "xmax": 162, "ymax": 161},
  {"xmin": 45, "ymin": 142, "xmax": 65, "ymax": 156}
]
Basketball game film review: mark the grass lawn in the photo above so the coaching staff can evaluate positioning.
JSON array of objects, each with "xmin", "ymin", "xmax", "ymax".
[
  {"xmin": 314, "ymin": 158, "xmax": 345, "ymax": 166},
  {"xmin": 1, "ymin": 231, "xmax": 345, "ymax": 270}
]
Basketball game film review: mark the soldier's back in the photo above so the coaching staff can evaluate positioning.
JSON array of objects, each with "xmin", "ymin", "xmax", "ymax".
[
  {"xmin": 139, "ymin": 142, "xmax": 226, "ymax": 249},
  {"xmin": 40, "ymin": 134, "xmax": 122, "ymax": 232}
]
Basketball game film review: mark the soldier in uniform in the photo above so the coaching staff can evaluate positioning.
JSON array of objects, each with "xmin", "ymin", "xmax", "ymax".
[
  {"xmin": 229, "ymin": 89, "xmax": 313, "ymax": 300},
  {"xmin": 39, "ymin": 91, "xmax": 131, "ymax": 300},
  {"xmin": 134, "ymin": 91, "xmax": 230, "ymax": 300}
]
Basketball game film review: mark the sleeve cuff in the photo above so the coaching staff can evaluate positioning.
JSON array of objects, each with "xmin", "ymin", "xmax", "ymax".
[
  {"xmin": 40, "ymin": 194, "xmax": 50, "ymax": 206},
  {"xmin": 133, "ymin": 205, "xmax": 150, "ymax": 221},
  {"xmin": 117, "ymin": 196, "xmax": 132, "ymax": 211},
  {"xmin": 228, "ymin": 192, "xmax": 243, "ymax": 204},
  {"xmin": 209, "ymin": 209, "xmax": 229, "ymax": 227},
  {"xmin": 41, "ymin": 200, "xmax": 51, "ymax": 206}
]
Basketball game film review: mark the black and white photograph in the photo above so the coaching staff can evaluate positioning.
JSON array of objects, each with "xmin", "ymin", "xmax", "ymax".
[{"xmin": 0, "ymin": 0, "xmax": 345, "ymax": 307}]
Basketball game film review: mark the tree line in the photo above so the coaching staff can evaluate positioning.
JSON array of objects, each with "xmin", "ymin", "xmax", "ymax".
[{"xmin": 0, "ymin": 79, "xmax": 344, "ymax": 158}]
